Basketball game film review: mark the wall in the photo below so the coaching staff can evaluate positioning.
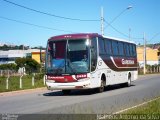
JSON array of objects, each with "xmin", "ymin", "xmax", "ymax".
[
  {"xmin": 32, "ymin": 52, "xmax": 45, "ymax": 64},
  {"xmin": 137, "ymin": 47, "xmax": 160, "ymax": 67}
]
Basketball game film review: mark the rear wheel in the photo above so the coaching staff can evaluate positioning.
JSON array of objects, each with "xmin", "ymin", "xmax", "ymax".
[
  {"xmin": 127, "ymin": 75, "xmax": 131, "ymax": 87},
  {"xmin": 124, "ymin": 74, "xmax": 131, "ymax": 87},
  {"xmin": 62, "ymin": 90, "xmax": 71, "ymax": 95}
]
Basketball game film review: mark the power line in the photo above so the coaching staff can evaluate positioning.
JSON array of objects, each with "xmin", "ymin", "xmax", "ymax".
[
  {"xmin": 149, "ymin": 32, "xmax": 160, "ymax": 42},
  {"xmin": 0, "ymin": 16, "xmax": 76, "ymax": 33},
  {"xmin": 2, "ymin": 0, "xmax": 100, "ymax": 22},
  {"xmin": 104, "ymin": 20, "xmax": 142, "ymax": 40}
]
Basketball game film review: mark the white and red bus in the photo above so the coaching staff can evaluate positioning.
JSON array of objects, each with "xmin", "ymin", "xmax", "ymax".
[{"xmin": 45, "ymin": 33, "xmax": 138, "ymax": 94}]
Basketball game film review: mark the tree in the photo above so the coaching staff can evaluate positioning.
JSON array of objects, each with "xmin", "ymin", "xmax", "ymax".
[
  {"xmin": 0, "ymin": 63, "xmax": 17, "ymax": 70},
  {"xmin": 25, "ymin": 58, "xmax": 40, "ymax": 73},
  {"xmin": 15, "ymin": 58, "xmax": 40, "ymax": 74},
  {"xmin": 15, "ymin": 58, "xmax": 26, "ymax": 68}
]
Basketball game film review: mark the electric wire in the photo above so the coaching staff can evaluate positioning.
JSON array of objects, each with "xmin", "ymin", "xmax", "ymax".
[
  {"xmin": 104, "ymin": 20, "xmax": 143, "ymax": 40},
  {"xmin": 148, "ymin": 32, "xmax": 160, "ymax": 43},
  {"xmin": 1, "ymin": 0, "xmax": 144, "ymax": 41},
  {"xmin": 2, "ymin": 0, "xmax": 100, "ymax": 22},
  {"xmin": 0, "ymin": 16, "xmax": 76, "ymax": 33}
]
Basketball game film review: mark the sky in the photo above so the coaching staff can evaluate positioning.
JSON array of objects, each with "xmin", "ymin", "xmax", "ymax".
[{"xmin": 0, "ymin": 0, "xmax": 160, "ymax": 47}]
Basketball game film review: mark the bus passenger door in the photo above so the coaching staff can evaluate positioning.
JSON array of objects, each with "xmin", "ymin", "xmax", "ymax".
[{"xmin": 90, "ymin": 37, "xmax": 99, "ymax": 88}]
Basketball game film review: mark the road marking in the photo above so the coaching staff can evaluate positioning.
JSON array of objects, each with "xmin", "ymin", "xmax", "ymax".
[{"xmin": 114, "ymin": 96, "xmax": 160, "ymax": 114}]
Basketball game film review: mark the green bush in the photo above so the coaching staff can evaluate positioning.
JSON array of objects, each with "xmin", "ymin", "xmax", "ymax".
[
  {"xmin": 15, "ymin": 58, "xmax": 41, "ymax": 74},
  {"xmin": 0, "ymin": 63, "xmax": 17, "ymax": 70}
]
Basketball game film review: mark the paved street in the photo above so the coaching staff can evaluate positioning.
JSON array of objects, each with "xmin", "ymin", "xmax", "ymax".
[{"xmin": 0, "ymin": 74, "xmax": 160, "ymax": 114}]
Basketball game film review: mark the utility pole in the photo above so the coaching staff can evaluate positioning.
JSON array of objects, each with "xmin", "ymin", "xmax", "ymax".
[
  {"xmin": 143, "ymin": 33, "xmax": 146, "ymax": 74},
  {"xmin": 101, "ymin": 7, "xmax": 104, "ymax": 36},
  {"xmin": 40, "ymin": 46, "xmax": 42, "ymax": 64}
]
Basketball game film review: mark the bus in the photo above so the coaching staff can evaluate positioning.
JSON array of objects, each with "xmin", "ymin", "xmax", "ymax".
[{"xmin": 45, "ymin": 33, "xmax": 138, "ymax": 94}]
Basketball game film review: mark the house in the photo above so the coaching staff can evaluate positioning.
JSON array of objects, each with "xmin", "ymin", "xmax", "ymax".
[
  {"xmin": 31, "ymin": 51, "xmax": 45, "ymax": 64},
  {"xmin": 137, "ymin": 46, "xmax": 160, "ymax": 67}
]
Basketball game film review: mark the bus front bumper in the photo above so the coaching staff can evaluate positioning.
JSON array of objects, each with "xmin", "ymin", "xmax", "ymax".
[{"xmin": 46, "ymin": 79, "xmax": 91, "ymax": 90}]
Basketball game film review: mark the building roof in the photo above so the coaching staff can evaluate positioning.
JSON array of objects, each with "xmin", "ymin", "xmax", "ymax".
[
  {"xmin": 152, "ymin": 44, "xmax": 160, "ymax": 50},
  {"xmin": 0, "ymin": 49, "xmax": 45, "ymax": 58}
]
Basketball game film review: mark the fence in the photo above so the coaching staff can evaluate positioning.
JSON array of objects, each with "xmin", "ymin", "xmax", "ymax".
[
  {"xmin": 138, "ymin": 65, "xmax": 160, "ymax": 74},
  {"xmin": 0, "ymin": 70, "xmax": 46, "ymax": 92},
  {"xmin": 146, "ymin": 66, "xmax": 160, "ymax": 73}
]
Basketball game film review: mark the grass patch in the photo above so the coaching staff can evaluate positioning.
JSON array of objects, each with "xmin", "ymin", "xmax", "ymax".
[
  {"xmin": 104, "ymin": 98, "xmax": 160, "ymax": 120},
  {"xmin": 123, "ymin": 97, "xmax": 160, "ymax": 114},
  {"xmin": 0, "ymin": 74, "xmax": 45, "ymax": 93},
  {"xmin": 0, "ymin": 76, "xmax": 7, "ymax": 92}
]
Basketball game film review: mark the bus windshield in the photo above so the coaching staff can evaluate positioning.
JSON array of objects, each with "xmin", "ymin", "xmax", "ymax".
[{"xmin": 46, "ymin": 39, "xmax": 90, "ymax": 75}]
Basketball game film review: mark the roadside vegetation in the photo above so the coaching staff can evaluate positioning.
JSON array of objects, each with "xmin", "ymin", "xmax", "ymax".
[
  {"xmin": 0, "ymin": 73, "xmax": 45, "ymax": 93},
  {"xmin": 123, "ymin": 97, "xmax": 160, "ymax": 114},
  {"xmin": 0, "ymin": 58, "xmax": 41, "ymax": 73},
  {"xmin": 0, "ymin": 57, "xmax": 45, "ymax": 93}
]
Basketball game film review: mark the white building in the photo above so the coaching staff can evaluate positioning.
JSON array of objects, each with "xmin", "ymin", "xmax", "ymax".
[{"xmin": 0, "ymin": 49, "xmax": 41, "ymax": 64}]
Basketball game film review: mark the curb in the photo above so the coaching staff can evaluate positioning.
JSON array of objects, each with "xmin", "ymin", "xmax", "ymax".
[{"xmin": 0, "ymin": 87, "xmax": 47, "ymax": 96}]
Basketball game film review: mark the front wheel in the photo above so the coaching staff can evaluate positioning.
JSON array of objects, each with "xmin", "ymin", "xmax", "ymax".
[{"xmin": 97, "ymin": 79, "xmax": 105, "ymax": 93}]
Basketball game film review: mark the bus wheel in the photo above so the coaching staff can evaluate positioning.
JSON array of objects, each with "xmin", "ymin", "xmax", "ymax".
[
  {"xmin": 97, "ymin": 79, "xmax": 105, "ymax": 93},
  {"xmin": 126, "ymin": 74, "xmax": 131, "ymax": 87},
  {"xmin": 62, "ymin": 90, "xmax": 71, "ymax": 95}
]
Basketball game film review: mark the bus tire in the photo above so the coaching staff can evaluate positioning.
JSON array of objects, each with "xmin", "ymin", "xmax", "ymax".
[
  {"xmin": 62, "ymin": 90, "xmax": 71, "ymax": 95},
  {"xmin": 121, "ymin": 73, "xmax": 131, "ymax": 87},
  {"xmin": 125, "ymin": 73, "xmax": 131, "ymax": 87},
  {"xmin": 97, "ymin": 79, "xmax": 105, "ymax": 93},
  {"xmin": 127, "ymin": 75, "xmax": 131, "ymax": 87}
]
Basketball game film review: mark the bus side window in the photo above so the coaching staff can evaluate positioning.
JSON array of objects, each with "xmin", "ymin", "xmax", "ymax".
[
  {"xmin": 112, "ymin": 41, "xmax": 119, "ymax": 55},
  {"xmin": 129, "ymin": 44, "xmax": 133, "ymax": 56},
  {"xmin": 98, "ymin": 38, "xmax": 105, "ymax": 54},
  {"xmin": 124, "ymin": 43, "xmax": 130, "ymax": 56},
  {"xmin": 91, "ymin": 38, "xmax": 97, "ymax": 71},
  {"xmin": 118, "ymin": 42, "xmax": 124, "ymax": 56},
  {"xmin": 105, "ymin": 39, "xmax": 112, "ymax": 55},
  {"xmin": 133, "ymin": 45, "xmax": 137, "ymax": 57}
]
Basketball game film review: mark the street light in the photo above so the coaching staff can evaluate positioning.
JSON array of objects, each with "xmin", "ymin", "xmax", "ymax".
[
  {"xmin": 127, "ymin": 6, "xmax": 133, "ymax": 10},
  {"xmin": 104, "ymin": 5, "xmax": 133, "ymax": 29}
]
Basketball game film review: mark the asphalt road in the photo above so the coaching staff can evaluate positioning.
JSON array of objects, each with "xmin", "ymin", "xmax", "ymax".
[{"xmin": 0, "ymin": 74, "xmax": 160, "ymax": 114}]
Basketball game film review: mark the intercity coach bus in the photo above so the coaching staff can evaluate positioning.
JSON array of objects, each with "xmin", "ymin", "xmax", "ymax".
[{"xmin": 45, "ymin": 33, "xmax": 138, "ymax": 94}]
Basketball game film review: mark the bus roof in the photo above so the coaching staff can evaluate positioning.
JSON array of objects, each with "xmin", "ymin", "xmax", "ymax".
[
  {"xmin": 49, "ymin": 33, "xmax": 102, "ymax": 41},
  {"xmin": 48, "ymin": 33, "xmax": 136, "ymax": 44},
  {"xmin": 103, "ymin": 35, "xmax": 136, "ymax": 44}
]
